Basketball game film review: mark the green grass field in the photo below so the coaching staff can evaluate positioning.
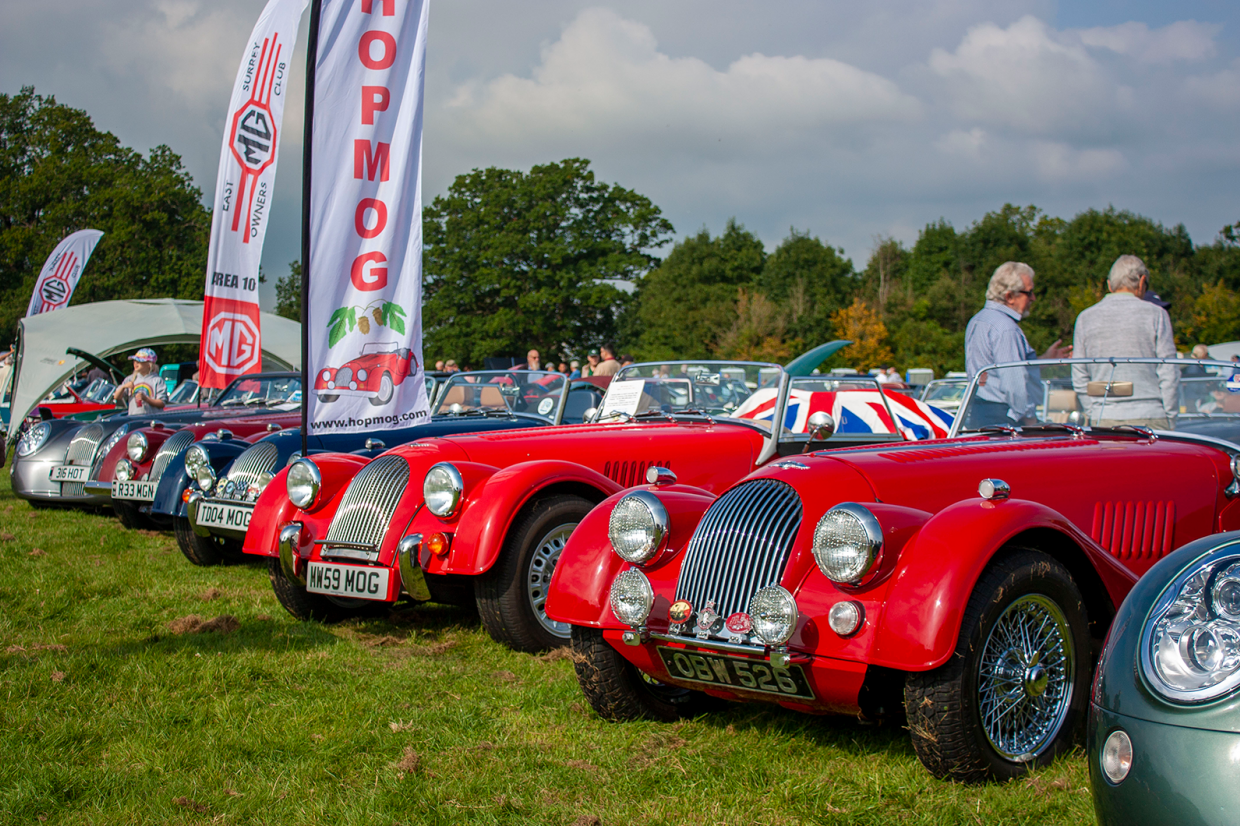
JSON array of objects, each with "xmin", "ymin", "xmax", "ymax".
[{"xmin": 0, "ymin": 474, "xmax": 1098, "ymax": 825}]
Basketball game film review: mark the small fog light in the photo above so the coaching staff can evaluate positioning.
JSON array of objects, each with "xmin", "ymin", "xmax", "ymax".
[
  {"xmin": 749, "ymin": 586, "xmax": 798, "ymax": 645},
  {"xmin": 828, "ymin": 601, "xmax": 864, "ymax": 636},
  {"xmin": 115, "ymin": 459, "xmax": 134, "ymax": 482},
  {"xmin": 427, "ymin": 532, "xmax": 451, "ymax": 557},
  {"xmin": 609, "ymin": 569, "xmax": 654, "ymax": 627},
  {"xmin": 1101, "ymin": 729, "xmax": 1133, "ymax": 784}
]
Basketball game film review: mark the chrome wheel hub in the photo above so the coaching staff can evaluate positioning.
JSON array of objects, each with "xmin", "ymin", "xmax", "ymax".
[
  {"xmin": 527, "ymin": 522, "xmax": 576, "ymax": 638},
  {"xmin": 977, "ymin": 594, "xmax": 1074, "ymax": 761}
]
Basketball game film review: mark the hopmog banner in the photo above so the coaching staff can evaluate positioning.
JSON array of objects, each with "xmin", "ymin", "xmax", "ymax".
[
  {"xmin": 303, "ymin": 0, "xmax": 430, "ymax": 436},
  {"xmin": 26, "ymin": 229, "xmax": 104, "ymax": 317},
  {"xmin": 199, "ymin": 0, "xmax": 308, "ymax": 389}
]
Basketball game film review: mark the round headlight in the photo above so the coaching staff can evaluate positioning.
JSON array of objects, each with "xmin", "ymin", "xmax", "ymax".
[
  {"xmin": 1142, "ymin": 549, "xmax": 1240, "ymax": 703},
  {"xmin": 16, "ymin": 422, "xmax": 51, "ymax": 457},
  {"xmin": 114, "ymin": 459, "xmax": 134, "ymax": 482},
  {"xmin": 609, "ymin": 568, "xmax": 654, "ymax": 627},
  {"xmin": 97, "ymin": 424, "xmax": 129, "ymax": 460},
  {"xmin": 357, "ymin": 368, "xmax": 368, "ymax": 382},
  {"xmin": 1100, "ymin": 729, "xmax": 1133, "ymax": 784},
  {"xmin": 184, "ymin": 445, "xmax": 208, "ymax": 475},
  {"xmin": 287, "ymin": 459, "xmax": 322, "ymax": 510},
  {"xmin": 126, "ymin": 431, "xmax": 149, "ymax": 462},
  {"xmin": 812, "ymin": 503, "xmax": 883, "ymax": 584},
  {"xmin": 608, "ymin": 491, "xmax": 669, "ymax": 564},
  {"xmin": 424, "ymin": 463, "xmax": 463, "ymax": 517},
  {"xmin": 749, "ymin": 586, "xmax": 798, "ymax": 646},
  {"xmin": 194, "ymin": 462, "xmax": 216, "ymax": 493},
  {"xmin": 286, "ymin": 451, "xmax": 303, "ymax": 468}
]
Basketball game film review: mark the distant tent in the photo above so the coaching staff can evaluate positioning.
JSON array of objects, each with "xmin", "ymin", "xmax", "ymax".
[
  {"xmin": 8, "ymin": 298, "xmax": 300, "ymax": 437},
  {"xmin": 1207, "ymin": 342, "xmax": 1240, "ymax": 362}
]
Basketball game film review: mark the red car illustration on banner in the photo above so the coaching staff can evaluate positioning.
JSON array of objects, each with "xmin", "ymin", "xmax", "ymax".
[{"xmin": 315, "ymin": 341, "xmax": 415, "ymax": 406}]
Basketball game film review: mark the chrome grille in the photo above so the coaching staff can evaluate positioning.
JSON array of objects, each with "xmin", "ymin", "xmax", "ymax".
[
  {"xmin": 675, "ymin": 479, "xmax": 803, "ymax": 623},
  {"xmin": 225, "ymin": 442, "xmax": 280, "ymax": 489},
  {"xmin": 150, "ymin": 430, "xmax": 195, "ymax": 484},
  {"xmin": 62, "ymin": 423, "xmax": 105, "ymax": 496},
  {"xmin": 323, "ymin": 455, "xmax": 410, "ymax": 551}
]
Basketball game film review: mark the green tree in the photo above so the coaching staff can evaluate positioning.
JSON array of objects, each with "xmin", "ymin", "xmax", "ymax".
[
  {"xmin": 421, "ymin": 158, "xmax": 672, "ymax": 367},
  {"xmin": 631, "ymin": 219, "xmax": 765, "ymax": 359},
  {"xmin": 275, "ymin": 260, "xmax": 301, "ymax": 321},
  {"xmin": 758, "ymin": 228, "xmax": 856, "ymax": 347},
  {"xmin": 0, "ymin": 87, "xmax": 210, "ymax": 343}
]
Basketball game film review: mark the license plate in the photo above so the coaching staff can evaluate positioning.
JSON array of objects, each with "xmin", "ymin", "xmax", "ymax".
[
  {"xmin": 112, "ymin": 480, "xmax": 156, "ymax": 501},
  {"xmin": 305, "ymin": 562, "xmax": 389, "ymax": 601},
  {"xmin": 657, "ymin": 646, "xmax": 815, "ymax": 700},
  {"xmin": 195, "ymin": 501, "xmax": 253, "ymax": 531},
  {"xmin": 50, "ymin": 465, "xmax": 89, "ymax": 482}
]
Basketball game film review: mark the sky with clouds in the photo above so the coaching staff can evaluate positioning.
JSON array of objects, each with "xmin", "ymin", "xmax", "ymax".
[{"xmin": 2, "ymin": 0, "xmax": 1238, "ymax": 310}]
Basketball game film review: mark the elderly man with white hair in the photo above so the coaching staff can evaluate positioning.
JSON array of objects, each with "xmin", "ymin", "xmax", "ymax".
[
  {"xmin": 1071, "ymin": 254, "xmax": 1178, "ymax": 429},
  {"xmin": 963, "ymin": 261, "xmax": 1071, "ymax": 427}
]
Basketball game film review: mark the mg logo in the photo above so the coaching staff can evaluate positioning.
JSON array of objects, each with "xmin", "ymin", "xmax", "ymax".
[
  {"xmin": 229, "ymin": 101, "xmax": 277, "ymax": 175},
  {"xmin": 204, "ymin": 311, "xmax": 261, "ymax": 373},
  {"xmin": 39, "ymin": 278, "xmax": 68, "ymax": 306}
]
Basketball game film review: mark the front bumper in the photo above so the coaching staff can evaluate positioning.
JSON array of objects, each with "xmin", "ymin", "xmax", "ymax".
[
  {"xmin": 1089, "ymin": 704, "xmax": 1240, "ymax": 826},
  {"xmin": 11, "ymin": 457, "xmax": 110, "ymax": 506},
  {"xmin": 276, "ymin": 523, "xmax": 430, "ymax": 603},
  {"xmin": 187, "ymin": 492, "xmax": 253, "ymax": 541}
]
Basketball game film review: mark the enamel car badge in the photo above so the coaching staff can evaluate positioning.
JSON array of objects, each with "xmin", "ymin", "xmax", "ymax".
[
  {"xmin": 669, "ymin": 600, "xmax": 692, "ymax": 625},
  {"xmin": 695, "ymin": 600, "xmax": 721, "ymax": 639}
]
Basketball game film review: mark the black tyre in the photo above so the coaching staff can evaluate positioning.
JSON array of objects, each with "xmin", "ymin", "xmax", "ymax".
[
  {"xmin": 904, "ymin": 549, "xmax": 1090, "ymax": 783},
  {"xmin": 114, "ymin": 499, "xmax": 153, "ymax": 530},
  {"xmin": 570, "ymin": 626, "xmax": 721, "ymax": 721},
  {"xmin": 369, "ymin": 372, "xmax": 394, "ymax": 406},
  {"xmin": 173, "ymin": 516, "xmax": 242, "ymax": 566},
  {"xmin": 475, "ymin": 494, "xmax": 591, "ymax": 652},
  {"xmin": 267, "ymin": 558, "xmax": 386, "ymax": 623}
]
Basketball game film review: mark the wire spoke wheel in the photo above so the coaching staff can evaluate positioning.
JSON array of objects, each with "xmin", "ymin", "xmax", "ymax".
[
  {"xmin": 977, "ymin": 594, "xmax": 1074, "ymax": 760},
  {"xmin": 527, "ymin": 523, "xmax": 574, "ymax": 637}
]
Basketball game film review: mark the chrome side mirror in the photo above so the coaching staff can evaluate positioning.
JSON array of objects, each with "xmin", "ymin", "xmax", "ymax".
[
  {"xmin": 804, "ymin": 411, "xmax": 836, "ymax": 453},
  {"xmin": 365, "ymin": 438, "xmax": 386, "ymax": 451},
  {"xmin": 582, "ymin": 407, "xmax": 598, "ymax": 424}
]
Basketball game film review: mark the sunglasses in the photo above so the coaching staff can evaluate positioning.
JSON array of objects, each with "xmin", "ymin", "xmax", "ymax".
[{"xmin": 1016, "ymin": 289, "xmax": 1037, "ymax": 299}]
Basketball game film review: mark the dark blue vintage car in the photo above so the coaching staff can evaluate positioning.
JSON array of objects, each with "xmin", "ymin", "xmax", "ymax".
[{"xmin": 155, "ymin": 370, "xmax": 607, "ymax": 565}]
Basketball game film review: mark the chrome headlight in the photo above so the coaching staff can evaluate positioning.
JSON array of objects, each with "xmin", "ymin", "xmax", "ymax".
[
  {"xmin": 184, "ymin": 445, "xmax": 208, "ymax": 476},
  {"xmin": 286, "ymin": 451, "xmax": 303, "ymax": 468},
  {"xmin": 812, "ymin": 503, "xmax": 883, "ymax": 584},
  {"xmin": 424, "ymin": 463, "xmax": 463, "ymax": 517},
  {"xmin": 608, "ymin": 491, "xmax": 669, "ymax": 564},
  {"xmin": 1141, "ymin": 546, "xmax": 1240, "ymax": 703},
  {"xmin": 114, "ymin": 459, "xmax": 134, "ymax": 482},
  {"xmin": 609, "ymin": 568, "xmax": 654, "ymax": 627},
  {"xmin": 126, "ymin": 431, "xmax": 149, "ymax": 462},
  {"xmin": 749, "ymin": 586, "xmax": 798, "ymax": 645},
  {"xmin": 16, "ymin": 422, "xmax": 51, "ymax": 457},
  {"xmin": 287, "ymin": 459, "xmax": 322, "ymax": 510}
]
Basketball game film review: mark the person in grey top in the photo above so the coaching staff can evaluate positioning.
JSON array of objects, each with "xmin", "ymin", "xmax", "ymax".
[
  {"xmin": 1072, "ymin": 255, "xmax": 1177, "ymax": 429},
  {"xmin": 963, "ymin": 262, "xmax": 1071, "ymax": 427}
]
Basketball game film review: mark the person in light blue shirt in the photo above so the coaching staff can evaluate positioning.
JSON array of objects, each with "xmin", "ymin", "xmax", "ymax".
[{"xmin": 963, "ymin": 262, "xmax": 1071, "ymax": 428}]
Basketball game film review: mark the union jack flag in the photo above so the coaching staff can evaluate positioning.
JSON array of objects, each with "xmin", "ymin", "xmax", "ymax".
[{"xmin": 733, "ymin": 388, "xmax": 952, "ymax": 441}]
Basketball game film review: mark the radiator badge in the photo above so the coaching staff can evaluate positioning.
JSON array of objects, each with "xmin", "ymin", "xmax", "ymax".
[
  {"xmin": 669, "ymin": 599, "xmax": 692, "ymax": 625},
  {"xmin": 725, "ymin": 612, "xmax": 752, "ymax": 645},
  {"xmin": 695, "ymin": 600, "xmax": 722, "ymax": 639}
]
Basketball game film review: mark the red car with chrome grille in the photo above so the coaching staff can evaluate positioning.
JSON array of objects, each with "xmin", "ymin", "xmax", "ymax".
[
  {"xmin": 547, "ymin": 356, "xmax": 1240, "ymax": 783},
  {"xmin": 243, "ymin": 361, "xmax": 951, "ymax": 651}
]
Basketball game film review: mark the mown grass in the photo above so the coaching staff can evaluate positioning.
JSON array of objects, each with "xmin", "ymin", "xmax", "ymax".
[{"xmin": 0, "ymin": 473, "xmax": 1097, "ymax": 825}]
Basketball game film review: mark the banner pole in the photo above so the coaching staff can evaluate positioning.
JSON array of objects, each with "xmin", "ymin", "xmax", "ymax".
[{"xmin": 300, "ymin": 0, "xmax": 322, "ymax": 459}]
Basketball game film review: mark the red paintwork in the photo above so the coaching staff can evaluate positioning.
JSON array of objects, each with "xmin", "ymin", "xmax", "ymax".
[
  {"xmin": 97, "ymin": 412, "xmax": 301, "ymax": 485},
  {"xmin": 314, "ymin": 347, "xmax": 414, "ymax": 403},
  {"xmin": 31, "ymin": 385, "xmax": 118, "ymax": 419},
  {"xmin": 243, "ymin": 419, "xmax": 773, "ymax": 598},
  {"xmin": 546, "ymin": 432, "xmax": 1236, "ymax": 716}
]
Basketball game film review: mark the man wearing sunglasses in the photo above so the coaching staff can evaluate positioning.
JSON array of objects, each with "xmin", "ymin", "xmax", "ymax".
[{"xmin": 963, "ymin": 261, "xmax": 1072, "ymax": 428}]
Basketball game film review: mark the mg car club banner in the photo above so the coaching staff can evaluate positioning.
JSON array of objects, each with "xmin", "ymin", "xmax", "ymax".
[
  {"xmin": 199, "ymin": 0, "xmax": 308, "ymax": 389},
  {"xmin": 304, "ymin": 0, "xmax": 430, "ymax": 435},
  {"xmin": 25, "ymin": 229, "xmax": 103, "ymax": 317}
]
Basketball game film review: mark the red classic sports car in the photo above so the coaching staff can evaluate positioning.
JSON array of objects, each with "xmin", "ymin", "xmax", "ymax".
[
  {"xmin": 547, "ymin": 357, "xmax": 1240, "ymax": 782},
  {"xmin": 243, "ymin": 361, "xmax": 950, "ymax": 652},
  {"xmin": 315, "ymin": 341, "xmax": 415, "ymax": 406}
]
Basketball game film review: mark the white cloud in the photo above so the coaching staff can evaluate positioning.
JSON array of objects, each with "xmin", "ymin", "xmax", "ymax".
[
  {"xmin": 442, "ymin": 7, "xmax": 921, "ymax": 156},
  {"xmin": 1184, "ymin": 60, "xmax": 1240, "ymax": 111},
  {"xmin": 1030, "ymin": 142, "xmax": 1127, "ymax": 181},
  {"xmin": 1076, "ymin": 20, "xmax": 1219, "ymax": 64}
]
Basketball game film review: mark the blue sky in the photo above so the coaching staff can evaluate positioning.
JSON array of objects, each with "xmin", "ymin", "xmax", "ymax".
[{"xmin": 2, "ymin": 0, "xmax": 1238, "ymax": 309}]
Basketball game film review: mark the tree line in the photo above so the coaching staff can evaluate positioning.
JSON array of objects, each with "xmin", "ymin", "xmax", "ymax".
[{"xmin": 5, "ymin": 86, "xmax": 1239, "ymax": 375}]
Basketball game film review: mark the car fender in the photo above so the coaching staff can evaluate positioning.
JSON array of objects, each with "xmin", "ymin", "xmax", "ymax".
[
  {"xmin": 445, "ymin": 460, "xmax": 625, "ymax": 576},
  {"xmin": 868, "ymin": 497, "xmax": 1136, "ymax": 672},
  {"xmin": 243, "ymin": 453, "xmax": 370, "ymax": 557},
  {"xmin": 546, "ymin": 485, "xmax": 718, "ymax": 628}
]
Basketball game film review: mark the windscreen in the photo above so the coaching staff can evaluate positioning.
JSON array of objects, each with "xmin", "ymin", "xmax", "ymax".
[
  {"xmin": 597, "ymin": 362, "xmax": 776, "ymax": 421},
  {"xmin": 168, "ymin": 380, "xmax": 199, "ymax": 404},
  {"xmin": 217, "ymin": 375, "xmax": 302, "ymax": 409},
  {"xmin": 432, "ymin": 370, "xmax": 565, "ymax": 422}
]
